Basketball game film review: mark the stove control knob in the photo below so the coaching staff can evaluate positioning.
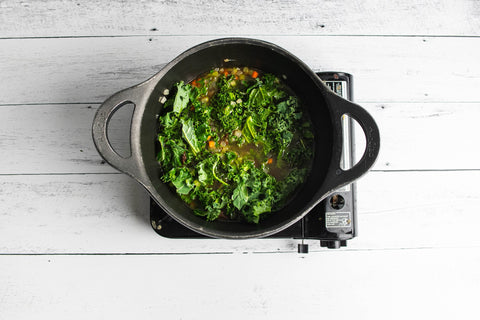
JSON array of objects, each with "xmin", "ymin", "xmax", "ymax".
[
  {"xmin": 320, "ymin": 240, "xmax": 347, "ymax": 249},
  {"xmin": 298, "ymin": 243, "xmax": 309, "ymax": 254}
]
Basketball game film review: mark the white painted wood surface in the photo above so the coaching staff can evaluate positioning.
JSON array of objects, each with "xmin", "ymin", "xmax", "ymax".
[
  {"xmin": 1, "ymin": 102, "xmax": 479, "ymax": 174},
  {"xmin": 1, "ymin": 1, "xmax": 479, "ymax": 319},
  {"xmin": 2, "ymin": 36, "xmax": 479, "ymax": 104},
  {"xmin": 1, "ymin": 249, "xmax": 478, "ymax": 320},
  {"xmin": 1, "ymin": 0, "xmax": 479, "ymax": 37},
  {"xmin": 1, "ymin": 171, "xmax": 479, "ymax": 254}
]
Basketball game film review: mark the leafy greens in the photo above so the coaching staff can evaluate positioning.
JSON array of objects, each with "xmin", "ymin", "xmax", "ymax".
[{"xmin": 156, "ymin": 68, "xmax": 314, "ymax": 223}]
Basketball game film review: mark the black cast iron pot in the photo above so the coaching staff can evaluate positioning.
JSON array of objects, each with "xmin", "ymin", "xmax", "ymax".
[{"xmin": 92, "ymin": 38, "xmax": 380, "ymax": 239}]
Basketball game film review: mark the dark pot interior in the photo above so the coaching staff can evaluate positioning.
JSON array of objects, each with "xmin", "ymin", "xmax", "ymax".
[{"xmin": 138, "ymin": 39, "xmax": 337, "ymax": 238}]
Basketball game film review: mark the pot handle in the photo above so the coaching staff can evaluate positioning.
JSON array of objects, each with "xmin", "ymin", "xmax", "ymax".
[
  {"xmin": 92, "ymin": 85, "xmax": 147, "ymax": 179},
  {"xmin": 323, "ymin": 92, "xmax": 380, "ymax": 191}
]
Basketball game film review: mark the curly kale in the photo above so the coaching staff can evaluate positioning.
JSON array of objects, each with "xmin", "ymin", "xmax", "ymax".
[{"xmin": 156, "ymin": 69, "xmax": 314, "ymax": 223}]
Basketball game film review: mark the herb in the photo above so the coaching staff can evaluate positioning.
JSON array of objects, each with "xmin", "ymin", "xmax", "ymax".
[
  {"xmin": 156, "ymin": 67, "xmax": 314, "ymax": 224},
  {"xmin": 181, "ymin": 118, "xmax": 200, "ymax": 155},
  {"xmin": 173, "ymin": 81, "xmax": 190, "ymax": 114},
  {"xmin": 170, "ymin": 167, "xmax": 194, "ymax": 195}
]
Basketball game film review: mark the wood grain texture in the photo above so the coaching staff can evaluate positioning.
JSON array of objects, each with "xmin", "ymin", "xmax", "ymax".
[
  {"xmin": 1, "ymin": 0, "xmax": 479, "ymax": 316},
  {"xmin": 1, "ymin": 102, "xmax": 477, "ymax": 175},
  {"xmin": 0, "ymin": 36, "xmax": 479, "ymax": 105},
  {"xmin": 0, "ymin": 171, "xmax": 478, "ymax": 253},
  {"xmin": 0, "ymin": 104, "xmax": 117, "ymax": 175},
  {"xmin": 1, "ymin": 250, "xmax": 478, "ymax": 320},
  {"xmin": 1, "ymin": 0, "xmax": 479, "ymax": 37},
  {"xmin": 364, "ymin": 102, "xmax": 480, "ymax": 170}
]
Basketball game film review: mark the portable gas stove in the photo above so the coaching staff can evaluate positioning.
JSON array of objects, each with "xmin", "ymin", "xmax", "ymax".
[{"xmin": 150, "ymin": 72, "xmax": 357, "ymax": 252}]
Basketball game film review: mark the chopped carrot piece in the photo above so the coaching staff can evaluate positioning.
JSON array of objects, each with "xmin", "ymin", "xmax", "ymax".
[
  {"xmin": 252, "ymin": 71, "xmax": 259, "ymax": 78},
  {"xmin": 192, "ymin": 80, "xmax": 197, "ymax": 87},
  {"xmin": 267, "ymin": 158, "xmax": 273, "ymax": 164},
  {"xmin": 224, "ymin": 71, "xmax": 229, "ymax": 76},
  {"xmin": 208, "ymin": 140, "xmax": 215, "ymax": 149}
]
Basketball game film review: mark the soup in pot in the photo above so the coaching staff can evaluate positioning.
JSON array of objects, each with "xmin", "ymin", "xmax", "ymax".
[{"xmin": 156, "ymin": 67, "xmax": 314, "ymax": 223}]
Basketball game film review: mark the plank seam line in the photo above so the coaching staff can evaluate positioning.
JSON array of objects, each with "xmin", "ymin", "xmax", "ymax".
[
  {"xmin": 0, "ymin": 34, "xmax": 480, "ymax": 40},
  {"xmin": 1, "ymin": 246, "xmax": 478, "ymax": 256},
  {"xmin": 0, "ymin": 252, "xmax": 234, "ymax": 256}
]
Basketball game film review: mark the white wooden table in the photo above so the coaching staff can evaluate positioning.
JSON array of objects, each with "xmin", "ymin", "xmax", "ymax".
[{"xmin": 1, "ymin": 1, "xmax": 479, "ymax": 319}]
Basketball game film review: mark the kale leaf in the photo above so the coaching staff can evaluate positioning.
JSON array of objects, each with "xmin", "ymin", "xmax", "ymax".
[
  {"xmin": 173, "ymin": 81, "xmax": 191, "ymax": 114},
  {"xmin": 181, "ymin": 118, "xmax": 201, "ymax": 155},
  {"xmin": 156, "ymin": 69, "xmax": 314, "ymax": 224}
]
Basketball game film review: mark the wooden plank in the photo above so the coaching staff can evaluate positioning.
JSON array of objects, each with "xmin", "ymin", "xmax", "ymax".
[
  {"xmin": 0, "ymin": 171, "xmax": 478, "ymax": 254},
  {"xmin": 0, "ymin": 249, "xmax": 478, "ymax": 319},
  {"xmin": 1, "ymin": 0, "xmax": 479, "ymax": 37},
  {"xmin": 359, "ymin": 102, "xmax": 480, "ymax": 170},
  {"xmin": 0, "ymin": 104, "xmax": 118, "ymax": 175},
  {"xmin": 355, "ymin": 171, "xmax": 480, "ymax": 249},
  {"xmin": 0, "ymin": 173, "xmax": 298, "ymax": 254},
  {"xmin": 0, "ymin": 36, "xmax": 479, "ymax": 105},
  {"xmin": 0, "ymin": 102, "xmax": 477, "ymax": 175}
]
